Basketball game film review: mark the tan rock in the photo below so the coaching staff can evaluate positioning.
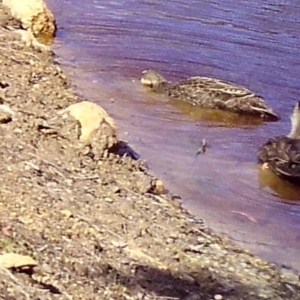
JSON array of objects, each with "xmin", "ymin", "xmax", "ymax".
[
  {"xmin": 0, "ymin": 104, "xmax": 14, "ymax": 124},
  {"xmin": 59, "ymin": 101, "xmax": 117, "ymax": 142},
  {"xmin": 3, "ymin": 0, "xmax": 56, "ymax": 40},
  {"xmin": 0, "ymin": 253, "xmax": 37, "ymax": 269},
  {"xmin": 149, "ymin": 179, "xmax": 165, "ymax": 195}
]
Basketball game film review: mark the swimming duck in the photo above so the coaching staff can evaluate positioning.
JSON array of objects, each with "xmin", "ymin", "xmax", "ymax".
[
  {"xmin": 258, "ymin": 102, "xmax": 300, "ymax": 182},
  {"xmin": 141, "ymin": 69, "xmax": 279, "ymax": 121}
]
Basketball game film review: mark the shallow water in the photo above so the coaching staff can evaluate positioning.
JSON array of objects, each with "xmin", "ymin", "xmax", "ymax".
[{"xmin": 47, "ymin": 0, "xmax": 300, "ymax": 271}]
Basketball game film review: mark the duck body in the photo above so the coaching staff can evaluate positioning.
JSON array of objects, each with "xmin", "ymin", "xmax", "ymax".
[
  {"xmin": 141, "ymin": 69, "xmax": 279, "ymax": 121},
  {"xmin": 258, "ymin": 102, "xmax": 300, "ymax": 183},
  {"xmin": 258, "ymin": 135, "xmax": 300, "ymax": 182}
]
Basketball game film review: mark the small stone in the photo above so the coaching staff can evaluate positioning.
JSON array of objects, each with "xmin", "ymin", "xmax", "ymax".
[
  {"xmin": 214, "ymin": 294, "xmax": 223, "ymax": 300},
  {"xmin": 61, "ymin": 209, "xmax": 73, "ymax": 218},
  {"xmin": 105, "ymin": 197, "xmax": 114, "ymax": 203},
  {"xmin": 18, "ymin": 216, "xmax": 33, "ymax": 225},
  {"xmin": 0, "ymin": 110, "xmax": 12, "ymax": 124},
  {"xmin": 148, "ymin": 179, "xmax": 165, "ymax": 195}
]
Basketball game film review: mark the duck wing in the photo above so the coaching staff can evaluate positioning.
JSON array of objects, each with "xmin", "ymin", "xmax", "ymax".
[
  {"xmin": 258, "ymin": 136, "xmax": 300, "ymax": 180},
  {"xmin": 190, "ymin": 77, "xmax": 253, "ymax": 95},
  {"xmin": 167, "ymin": 77, "xmax": 279, "ymax": 120}
]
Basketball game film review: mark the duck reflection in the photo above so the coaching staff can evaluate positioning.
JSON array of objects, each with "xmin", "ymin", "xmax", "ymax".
[
  {"xmin": 170, "ymin": 98, "xmax": 265, "ymax": 128},
  {"xmin": 258, "ymin": 167, "xmax": 300, "ymax": 202}
]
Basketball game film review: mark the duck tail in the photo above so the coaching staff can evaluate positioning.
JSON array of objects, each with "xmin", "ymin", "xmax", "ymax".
[
  {"xmin": 264, "ymin": 108, "xmax": 280, "ymax": 121},
  {"xmin": 251, "ymin": 105, "xmax": 280, "ymax": 121}
]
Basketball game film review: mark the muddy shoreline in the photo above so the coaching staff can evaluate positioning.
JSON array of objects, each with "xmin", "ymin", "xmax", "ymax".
[{"xmin": 0, "ymin": 3, "xmax": 299, "ymax": 300}]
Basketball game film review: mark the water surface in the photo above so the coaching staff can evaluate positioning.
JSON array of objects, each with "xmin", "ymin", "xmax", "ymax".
[{"xmin": 46, "ymin": 0, "xmax": 300, "ymax": 271}]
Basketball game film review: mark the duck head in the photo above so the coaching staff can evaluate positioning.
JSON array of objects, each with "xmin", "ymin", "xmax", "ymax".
[
  {"xmin": 288, "ymin": 101, "xmax": 300, "ymax": 139},
  {"xmin": 141, "ymin": 69, "xmax": 169, "ymax": 92}
]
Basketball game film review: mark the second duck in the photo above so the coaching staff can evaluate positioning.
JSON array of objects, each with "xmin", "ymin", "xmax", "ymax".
[
  {"xmin": 258, "ymin": 101, "xmax": 300, "ymax": 183},
  {"xmin": 141, "ymin": 69, "xmax": 279, "ymax": 121}
]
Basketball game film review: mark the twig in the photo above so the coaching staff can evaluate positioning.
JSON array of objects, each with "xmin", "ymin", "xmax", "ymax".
[{"xmin": 196, "ymin": 138, "xmax": 208, "ymax": 155}]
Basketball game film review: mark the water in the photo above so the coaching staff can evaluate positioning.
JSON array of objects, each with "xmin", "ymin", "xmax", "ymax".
[{"xmin": 46, "ymin": 0, "xmax": 300, "ymax": 271}]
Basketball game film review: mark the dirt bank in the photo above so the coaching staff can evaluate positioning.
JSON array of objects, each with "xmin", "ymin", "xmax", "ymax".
[{"xmin": 0, "ymin": 3, "xmax": 299, "ymax": 300}]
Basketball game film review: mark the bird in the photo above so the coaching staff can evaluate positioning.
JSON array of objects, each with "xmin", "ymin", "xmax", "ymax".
[
  {"xmin": 141, "ymin": 69, "xmax": 279, "ymax": 121},
  {"xmin": 258, "ymin": 101, "xmax": 300, "ymax": 183}
]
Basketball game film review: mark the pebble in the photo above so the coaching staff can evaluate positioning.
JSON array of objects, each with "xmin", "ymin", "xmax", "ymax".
[{"xmin": 104, "ymin": 197, "xmax": 114, "ymax": 203}]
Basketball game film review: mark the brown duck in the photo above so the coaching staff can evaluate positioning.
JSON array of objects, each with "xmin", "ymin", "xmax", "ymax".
[
  {"xmin": 258, "ymin": 102, "xmax": 300, "ymax": 182},
  {"xmin": 141, "ymin": 69, "xmax": 279, "ymax": 121}
]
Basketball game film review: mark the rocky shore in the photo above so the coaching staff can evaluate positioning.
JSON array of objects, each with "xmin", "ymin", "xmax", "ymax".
[{"xmin": 0, "ymin": 2, "xmax": 299, "ymax": 299}]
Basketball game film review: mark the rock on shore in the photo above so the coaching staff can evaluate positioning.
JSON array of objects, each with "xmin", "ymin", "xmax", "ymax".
[{"xmin": 3, "ymin": 0, "xmax": 56, "ymax": 36}]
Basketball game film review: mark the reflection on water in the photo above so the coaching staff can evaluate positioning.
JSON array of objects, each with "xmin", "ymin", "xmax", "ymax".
[
  {"xmin": 169, "ymin": 98, "xmax": 265, "ymax": 128},
  {"xmin": 46, "ymin": 0, "xmax": 300, "ymax": 271},
  {"xmin": 258, "ymin": 167, "xmax": 300, "ymax": 202}
]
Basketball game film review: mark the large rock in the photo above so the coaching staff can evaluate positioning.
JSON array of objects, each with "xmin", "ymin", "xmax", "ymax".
[
  {"xmin": 3, "ymin": 0, "xmax": 56, "ymax": 39},
  {"xmin": 59, "ymin": 101, "xmax": 118, "ymax": 144}
]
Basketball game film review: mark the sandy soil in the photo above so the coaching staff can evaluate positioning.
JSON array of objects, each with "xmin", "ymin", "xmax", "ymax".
[{"xmin": 0, "ymin": 3, "xmax": 299, "ymax": 300}]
